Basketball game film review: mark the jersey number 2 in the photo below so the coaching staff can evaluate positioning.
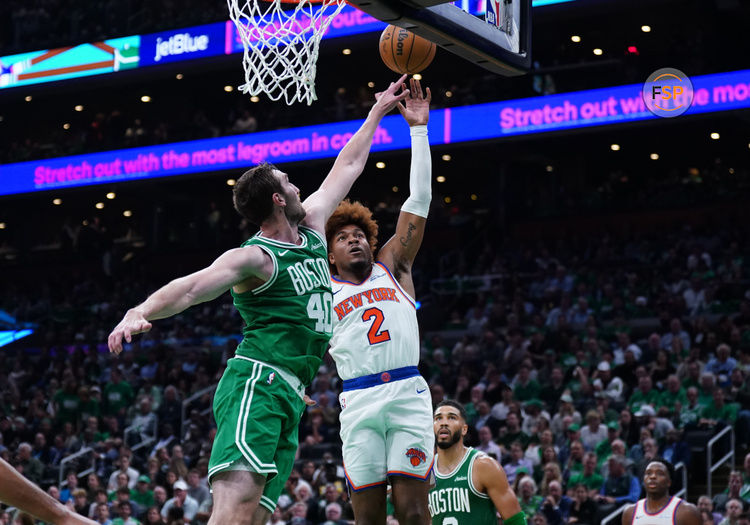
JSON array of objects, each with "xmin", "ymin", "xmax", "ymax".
[{"xmin": 362, "ymin": 307, "xmax": 391, "ymax": 345}]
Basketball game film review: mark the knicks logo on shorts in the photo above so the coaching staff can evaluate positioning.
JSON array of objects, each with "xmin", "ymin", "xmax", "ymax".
[{"xmin": 405, "ymin": 447, "xmax": 427, "ymax": 467}]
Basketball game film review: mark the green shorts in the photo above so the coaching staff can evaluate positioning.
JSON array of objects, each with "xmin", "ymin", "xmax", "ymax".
[{"xmin": 208, "ymin": 356, "xmax": 306, "ymax": 512}]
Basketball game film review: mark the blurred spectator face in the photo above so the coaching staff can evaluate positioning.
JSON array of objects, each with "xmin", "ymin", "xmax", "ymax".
[
  {"xmin": 477, "ymin": 401, "xmax": 490, "ymax": 416},
  {"xmin": 542, "ymin": 449, "xmax": 557, "ymax": 466},
  {"xmin": 608, "ymin": 458, "xmax": 624, "ymax": 477},
  {"xmin": 47, "ymin": 486, "xmax": 60, "ymax": 500},
  {"xmin": 574, "ymin": 485, "xmax": 588, "ymax": 502},
  {"xmin": 643, "ymin": 440, "xmax": 657, "ymax": 458},
  {"xmin": 33, "ymin": 433, "xmax": 45, "ymax": 449},
  {"xmin": 713, "ymin": 388, "xmax": 724, "ymax": 405},
  {"xmin": 172, "ymin": 445, "xmax": 183, "ymax": 459},
  {"xmin": 666, "ymin": 376, "xmax": 680, "ymax": 393},
  {"xmin": 745, "ymin": 453, "xmax": 750, "ymax": 475},
  {"xmin": 478, "ymin": 426, "xmax": 492, "ymax": 444},
  {"xmin": 550, "ymin": 368, "xmax": 563, "ymax": 384},
  {"xmin": 511, "ymin": 443, "xmax": 523, "ymax": 460},
  {"xmin": 174, "ymin": 486, "xmax": 186, "ymax": 504},
  {"xmin": 325, "ymin": 503, "xmax": 342, "ymax": 521},
  {"xmin": 119, "ymin": 502, "xmax": 132, "ymax": 519},
  {"xmin": 67, "ymin": 472, "xmax": 78, "ymax": 488},
  {"xmin": 584, "ymin": 454, "xmax": 597, "ymax": 472},
  {"xmin": 291, "ymin": 503, "xmax": 307, "ymax": 518},
  {"xmin": 470, "ymin": 386, "xmax": 484, "ymax": 403},
  {"xmin": 729, "ymin": 472, "xmax": 742, "ymax": 494},
  {"xmin": 295, "ymin": 484, "xmax": 311, "ymax": 501},
  {"xmin": 88, "ymin": 473, "xmax": 100, "ymax": 490},
  {"xmin": 726, "ymin": 500, "xmax": 743, "ymax": 519},
  {"xmin": 570, "ymin": 442, "xmax": 583, "ymax": 460},
  {"xmin": 532, "ymin": 513, "xmax": 548, "ymax": 525},
  {"xmin": 147, "ymin": 508, "xmax": 161, "ymax": 523},
  {"xmin": 548, "ymin": 481, "xmax": 561, "ymax": 500},
  {"xmin": 96, "ymin": 503, "xmax": 109, "ymax": 521},
  {"xmin": 166, "ymin": 471, "xmax": 178, "ymax": 486},
  {"xmin": 74, "ymin": 491, "xmax": 88, "ymax": 508},
  {"xmin": 717, "ymin": 344, "xmax": 730, "ymax": 362},
  {"xmin": 687, "ymin": 387, "xmax": 698, "ymax": 403},
  {"xmin": 619, "ymin": 410, "xmax": 631, "ymax": 426},
  {"xmin": 324, "ymin": 484, "xmax": 338, "ymax": 502},
  {"xmin": 638, "ymin": 376, "xmax": 652, "ymax": 393},
  {"xmin": 117, "ymin": 473, "xmax": 129, "ymax": 488},
  {"xmin": 697, "ymin": 496, "xmax": 713, "ymax": 513},
  {"xmin": 154, "ymin": 486, "xmax": 167, "ymax": 505},
  {"xmin": 520, "ymin": 479, "xmax": 535, "ymax": 499},
  {"xmin": 701, "ymin": 374, "xmax": 715, "ymax": 391},
  {"xmin": 507, "ymin": 413, "xmax": 519, "ymax": 430},
  {"xmin": 188, "ymin": 471, "xmax": 200, "ymax": 487}
]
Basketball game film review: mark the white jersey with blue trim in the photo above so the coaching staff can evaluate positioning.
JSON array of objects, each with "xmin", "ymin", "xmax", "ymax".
[
  {"xmin": 631, "ymin": 496, "xmax": 683, "ymax": 525},
  {"xmin": 329, "ymin": 262, "xmax": 419, "ymax": 381}
]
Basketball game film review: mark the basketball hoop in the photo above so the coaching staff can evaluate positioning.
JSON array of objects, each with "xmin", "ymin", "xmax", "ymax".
[{"xmin": 227, "ymin": 0, "xmax": 347, "ymax": 105}]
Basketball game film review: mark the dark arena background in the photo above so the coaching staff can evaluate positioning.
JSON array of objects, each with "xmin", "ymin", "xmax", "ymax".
[{"xmin": 1, "ymin": 0, "xmax": 750, "ymax": 524}]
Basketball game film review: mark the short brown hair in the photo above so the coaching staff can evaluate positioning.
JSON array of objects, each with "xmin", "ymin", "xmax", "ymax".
[
  {"xmin": 232, "ymin": 162, "xmax": 283, "ymax": 225},
  {"xmin": 325, "ymin": 200, "xmax": 379, "ymax": 270}
]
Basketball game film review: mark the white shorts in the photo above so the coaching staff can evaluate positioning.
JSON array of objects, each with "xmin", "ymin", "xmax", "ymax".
[{"xmin": 338, "ymin": 374, "xmax": 434, "ymax": 491}]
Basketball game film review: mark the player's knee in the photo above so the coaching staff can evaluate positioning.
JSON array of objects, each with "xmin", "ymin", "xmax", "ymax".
[{"xmin": 395, "ymin": 501, "xmax": 430, "ymax": 525}]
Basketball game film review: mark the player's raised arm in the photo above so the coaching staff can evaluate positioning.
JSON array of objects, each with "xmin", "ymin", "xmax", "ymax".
[
  {"xmin": 473, "ymin": 455, "xmax": 528, "ymax": 525},
  {"xmin": 0, "ymin": 457, "xmax": 97, "ymax": 525},
  {"xmin": 378, "ymin": 78, "xmax": 432, "ymax": 294},
  {"xmin": 108, "ymin": 245, "xmax": 269, "ymax": 354},
  {"xmin": 302, "ymin": 74, "xmax": 409, "ymax": 232}
]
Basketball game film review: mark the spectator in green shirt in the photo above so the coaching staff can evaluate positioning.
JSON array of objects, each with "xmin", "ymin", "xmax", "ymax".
[
  {"xmin": 698, "ymin": 372, "xmax": 717, "ymax": 407},
  {"xmin": 627, "ymin": 376, "xmax": 661, "ymax": 413},
  {"xmin": 104, "ymin": 368, "xmax": 134, "ymax": 417},
  {"xmin": 514, "ymin": 364, "xmax": 541, "ymax": 402},
  {"xmin": 679, "ymin": 386, "xmax": 706, "ymax": 429},
  {"xmin": 699, "ymin": 388, "xmax": 738, "ymax": 429},
  {"xmin": 595, "ymin": 421, "xmax": 621, "ymax": 459},
  {"xmin": 53, "ymin": 379, "xmax": 82, "ymax": 426},
  {"xmin": 498, "ymin": 412, "xmax": 530, "ymax": 452},
  {"xmin": 518, "ymin": 476, "xmax": 544, "ymax": 519},
  {"xmin": 658, "ymin": 375, "xmax": 688, "ymax": 418},
  {"xmin": 130, "ymin": 476, "xmax": 154, "ymax": 510},
  {"xmin": 567, "ymin": 452, "xmax": 604, "ymax": 498}
]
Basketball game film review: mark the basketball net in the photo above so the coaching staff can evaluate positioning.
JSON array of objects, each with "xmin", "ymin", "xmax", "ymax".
[{"xmin": 227, "ymin": 0, "xmax": 347, "ymax": 105}]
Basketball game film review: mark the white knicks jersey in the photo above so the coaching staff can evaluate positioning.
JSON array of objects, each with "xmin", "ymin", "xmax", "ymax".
[
  {"xmin": 329, "ymin": 262, "xmax": 419, "ymax": 381},
  {"xmin": 631, "ymin": 496, "xmax": 683, "ymax": 525}
]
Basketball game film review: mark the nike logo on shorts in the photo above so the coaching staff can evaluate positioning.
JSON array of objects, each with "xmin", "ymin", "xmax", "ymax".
[{"xmin": 416, "ymin": 388, "xmax": 427, "ymax": 394}]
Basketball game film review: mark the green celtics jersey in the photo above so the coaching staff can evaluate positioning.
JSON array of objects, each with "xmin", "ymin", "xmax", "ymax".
[
  {"xmin": 232, "ymin": 226, "xmax": 333, "ymax": 386},
  {"xmin": 430, "ymin": 448, "xmax": 497, "ymax": 525}
]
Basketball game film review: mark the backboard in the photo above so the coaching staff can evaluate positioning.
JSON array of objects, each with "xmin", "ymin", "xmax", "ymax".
[{"xmin": 346, "ymin": 0, "xmax": 531, "ymax": 76}]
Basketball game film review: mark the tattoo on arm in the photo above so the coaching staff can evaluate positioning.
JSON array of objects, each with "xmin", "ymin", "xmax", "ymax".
[{"xmin": 400, "ymin": 223, "xmax": 417, "ymax": 247}]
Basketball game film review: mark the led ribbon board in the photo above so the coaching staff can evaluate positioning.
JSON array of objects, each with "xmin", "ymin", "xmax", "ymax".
[{"xmin": 2, "ymin": 69, "xmax": 749, "ymax": 196}]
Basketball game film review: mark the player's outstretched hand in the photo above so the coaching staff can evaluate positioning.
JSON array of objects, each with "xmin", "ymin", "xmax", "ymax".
[
  {"xmin": 373, "ymin": 74, "xmax": 410, "ymax": 116},
  {"xmin": 397, "ymin": 77, "xmax": 431, "ymax": 126},
  {"xmin": 108, "ymin": 309, "xmax": 152, "ymax": 355},
  {"xmin": 303, "ymin": 394, "xmax": 317, "ymax": 407}
]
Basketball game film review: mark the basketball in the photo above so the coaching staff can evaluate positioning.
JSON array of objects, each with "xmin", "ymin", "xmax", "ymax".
[{"xmin": 379, "ymin": 25, "xmax": 436, "ymax": 75}]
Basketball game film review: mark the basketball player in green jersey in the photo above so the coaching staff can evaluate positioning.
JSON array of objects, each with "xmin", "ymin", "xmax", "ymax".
[
  {"xmin": 431, "ymin": 401, "xmax": 527, "ymax": 525},
  {"xmin": 108, "ymin": 75, "xmax": 411, "ymax": 525}
]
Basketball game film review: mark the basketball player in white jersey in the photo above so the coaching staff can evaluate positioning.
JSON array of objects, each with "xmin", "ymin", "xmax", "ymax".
[
  {"xmin": 325, "ymin": 78, "xmax": 432, "ymax": 525},
  {"xmin": 621, "ymin": 459, "xmax": 700, "ymax": 525}
]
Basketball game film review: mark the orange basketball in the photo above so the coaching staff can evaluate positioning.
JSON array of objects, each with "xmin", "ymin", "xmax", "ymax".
[{"xmin": 379, "ymin": 25, "xmax": 436, "ymax": 75}]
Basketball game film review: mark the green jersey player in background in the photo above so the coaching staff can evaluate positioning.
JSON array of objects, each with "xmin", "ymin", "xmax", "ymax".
[
  {"xmin": 108, "ymin": 76, "xmax": 411, "ymax": 525},
  {"xmin": 431, "ymin": 401, "xmax": 527, "ymax": 525}
]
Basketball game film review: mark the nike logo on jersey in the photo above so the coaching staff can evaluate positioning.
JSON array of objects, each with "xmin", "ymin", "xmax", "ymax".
[
  {"xmin": 333, "ymin": 287, "xmax": 344, "ymax": 295},
  {"xmin": 416, "ymin": 388, "xmax": 427, "ymax": 394},
  {"xmin": 278, "ymin": 250, "xmax": 289, "ymax": 256}
]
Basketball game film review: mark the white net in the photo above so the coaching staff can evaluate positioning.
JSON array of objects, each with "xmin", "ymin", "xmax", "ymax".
[{"xmin": 227, "ymin": 0, "xmax": 347, "ymax": 105}]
